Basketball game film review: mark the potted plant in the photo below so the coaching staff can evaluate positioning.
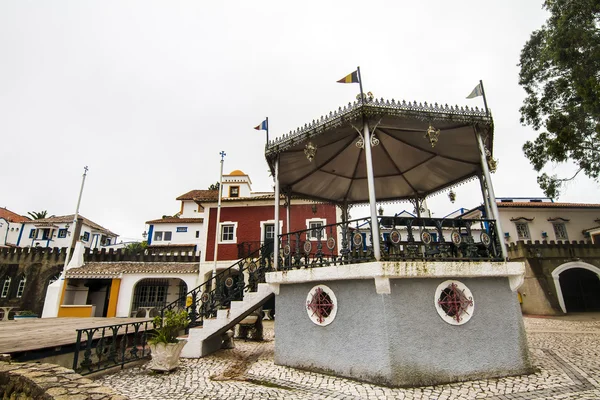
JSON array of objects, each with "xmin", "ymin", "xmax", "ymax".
[
  {"xmin": 147, "ymin": 310, "xmax": 189, "ymax": 372},
  {"xmin": 14, "ymin": 310, "xmax": 38, "ymax": 320}
]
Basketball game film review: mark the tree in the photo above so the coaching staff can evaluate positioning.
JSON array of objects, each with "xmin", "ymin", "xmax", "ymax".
[
  {"xmin": 124, "ymin": 241, "xmax": 148, "ymax": 255},
  {"xmin": 518, "ymin": 0, "xmax": 600, "ymax": 198},
  {"xmin": 208, "ymin": 182, "xmax": 220, "ymax": 190},
  {"xmin": 27, "ymin": 210, "xmax": 48, "ymax": 220}
]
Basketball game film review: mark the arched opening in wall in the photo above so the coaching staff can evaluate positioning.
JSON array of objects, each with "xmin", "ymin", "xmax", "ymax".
[
  {"xmin": 131, "ymin": 278, "xmax": 188, "ymax": 317},
  {"xmin": 559, "ymin": 268, "xmax": 600, "ymax": 312}
]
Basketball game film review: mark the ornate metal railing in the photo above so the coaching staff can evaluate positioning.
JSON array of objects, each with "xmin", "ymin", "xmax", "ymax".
[
  {"xmin": 160, "ymin": 245, "xmax": 272, "ymax": 329},
  {"xmin": 279, "ymin": 216, "xmax": 503, "ymax": 269},
  {"xmin": 237, "ymin": 241, "xmax": 266, "ymax": 259},
  {"xmin": 73, "ymin": 320, "xmax": 154, "ymax": 375}
]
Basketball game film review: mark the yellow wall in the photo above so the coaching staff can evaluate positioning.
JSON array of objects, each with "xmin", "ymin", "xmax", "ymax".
[
  {"xmin": 106, "ymin": 279, "xmax": 121, "ymax": 318},
  {"xmin": 58, "ymin": 305, "xmax": 94, "ymax": 318}
]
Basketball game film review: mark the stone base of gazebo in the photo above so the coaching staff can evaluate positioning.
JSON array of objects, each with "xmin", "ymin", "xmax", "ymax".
[{"xmin": 266, "ymin": 262, "xmax": 533, "ymax": 387}]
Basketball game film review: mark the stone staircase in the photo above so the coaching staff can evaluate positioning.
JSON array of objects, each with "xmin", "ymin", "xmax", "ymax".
[{"xmin": 180, "ymin": 283, "xmax": 274, "ymax": 358}]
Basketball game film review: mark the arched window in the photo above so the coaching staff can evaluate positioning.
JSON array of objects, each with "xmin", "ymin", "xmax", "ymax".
[
  {"xmin": 1, "ymin": 277, "xmax": 11, "ymax": 298},
  {"xmin": 16, "ymin": 277, "xmax": 26, "ymax": 298}
]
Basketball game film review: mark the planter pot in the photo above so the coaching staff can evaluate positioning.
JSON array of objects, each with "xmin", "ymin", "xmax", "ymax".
[
  {"xmin": 14, "ymin": 315, "xmax": 38, "ymax": 320},
  {"xmin": 148, "ymin": 340, "xmax": 187, "ymax": 372}
]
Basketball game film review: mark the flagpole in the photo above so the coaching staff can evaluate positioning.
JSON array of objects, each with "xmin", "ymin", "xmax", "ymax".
[
  {"xmin": 357, "ymin": 66, "xmax": 365, "ymax": 103},
  {"xmin": 479, "ymin": 79, "xmax": 489, "ymax": 116},
  {"xmin": 212, "ymin": 151, "xmax": 226, "ymax": 279},
  {"xmin": 266, "ymin": 117, "xmax": 269, "ymax": 144}
]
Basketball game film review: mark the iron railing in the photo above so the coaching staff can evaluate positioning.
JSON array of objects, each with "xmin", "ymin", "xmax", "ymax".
[
  {"xmin": 73, "ymin": 320, "xmax": 154, "ymax": 375},
  {"xmin": 279, "ymin": 216, "xmax": 503, "ymax": 269},
  {"xmin": 161, "ymin": 245, "xmax": 272, "ymax": 329}
]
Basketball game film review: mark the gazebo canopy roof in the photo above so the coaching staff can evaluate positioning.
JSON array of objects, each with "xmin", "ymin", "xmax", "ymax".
[{"xmin": 265, "ymin": 97, "xmax": 494, "ymax": 204}]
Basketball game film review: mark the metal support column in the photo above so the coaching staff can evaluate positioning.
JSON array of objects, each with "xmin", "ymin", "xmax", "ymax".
[
  {"xmin": 362, "ymin": 121, "xmax": 381, "ymax": 261},
  {"xmin": 478, "ymin": 173, "xmax": 493, "ymax": 219},
  {"xmin": 475, "ymin": 130, "xmax": 507, "ymax": 260},
  {"xmin": 274, "ymin": 157, "xmax": 280, "ymax": 270}
]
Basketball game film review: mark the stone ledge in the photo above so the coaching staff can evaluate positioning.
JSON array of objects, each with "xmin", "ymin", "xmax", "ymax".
[
  {"xmin": 267, "ymin": 261, "xmax": 526, "ymax": 293},
  {"xmin": 0, "ymin": 361, "xmax": 128, "ymax": 400}
]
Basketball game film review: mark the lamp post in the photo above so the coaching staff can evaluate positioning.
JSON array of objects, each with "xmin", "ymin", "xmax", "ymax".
[
  {"xmin": 212, "ymin": 151, "xmax": 226, "ymax": 279},
  {"xmin": 63, "ymin": 166, "xmax": 88, "ymax": 269}
]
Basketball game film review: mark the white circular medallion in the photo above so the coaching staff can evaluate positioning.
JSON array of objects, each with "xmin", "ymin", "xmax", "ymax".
[
  {"xmin": 434, "ymin": 280, "xmax": 474, "ymax": 326},
  {"xmin": 306, "ymin": 284, "xmax": 338, "ymax": 326}
]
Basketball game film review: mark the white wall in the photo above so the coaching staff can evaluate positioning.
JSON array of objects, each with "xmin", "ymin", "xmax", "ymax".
[
  {"xmin": 149, "ymin": 221, "xmax": 205, "ymax": 254},
  {"xmin": 115, "ymin": 273, "xmax": 198, "ymax": 318},
  {"xmin": 180, "ymin": 200, "xmax": 205, "ymax": 218},
  {"xmin": 18, "ymin": 221, "xmax": 117, "ymax": 249},
  {"xmin": 498, "ymin": 207, "xmax": 598, "ymax": 242}
]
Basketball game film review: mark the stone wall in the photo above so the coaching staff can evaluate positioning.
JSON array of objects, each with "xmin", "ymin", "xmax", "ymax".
[
  {"xmin": 0, "ymin": 361, "xmax": 127, "ymax": 400},
  {"xmin": 0, "ymin": 247, "xmax": 201, "ymax": 317},
  {"xmin": 507, "ymin": 240, "xmax": 600, "ymax": 315}
]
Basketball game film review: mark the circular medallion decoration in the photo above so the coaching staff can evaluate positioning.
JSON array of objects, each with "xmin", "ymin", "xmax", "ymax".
[
  {"xmin": 390, "ymin": 229, "xmax": 402, "ymax": 245},
  {"xmin": 480, "ymin": 232, "xmax": 491, "ymax": 247},
  {"xmin": 248, "ymin": 262, "xmax": 258, "ymax": 273},
  {"xmin": 306, "ymin": 284, "xmax": 338, "ymax": 326},
  {"xmin": 283, "ymin": 244, "xmax": 291, "ymax": 256},
  {"xmin": 303, "ymin": 241, "xmax": 312, "ymax": 254},
  {"xmin": 352, "ymin": 232, "xmax": 363, "ymax": 247},
  {"xmin": 326, "ymin": 237, "xmax": 336, "ymax": 250},
  {"xmin": 201, "ymin": 292, "xmax": 210, "ymax": 303},
  {"xmin": 451, "ymin": 230, "xmax": 462, "ymax": 245},
  {"xmin": 434, "ymin": 280, "xmax": 474, "ymax": 325},
  {"xmin": 421, "ymin": 230, "xmax": 433, "ymax": 245},
  {"xmin": 225, "ymin": 277, "xmax": 234, "ymax": 288}
]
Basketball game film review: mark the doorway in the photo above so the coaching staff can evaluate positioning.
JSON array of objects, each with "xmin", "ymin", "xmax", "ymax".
[{"xmin": 559, "ymin": 268, "xmax": 600, "ymax": 312}]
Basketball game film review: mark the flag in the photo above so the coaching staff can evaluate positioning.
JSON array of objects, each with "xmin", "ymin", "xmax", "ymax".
[
  {"xmin": 254, "ymin": 120, "xmax": 268, "ymax": 131},
  {"xmin": 466, "ymin": 83, "xmax": 483, "ymax": 99},
  {"xmin": 337, "ymin": 70, "xmax": 359, "ymax": 84}
]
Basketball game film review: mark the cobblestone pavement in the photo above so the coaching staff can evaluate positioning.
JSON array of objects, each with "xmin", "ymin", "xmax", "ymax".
[{"xmin": 98, "ymin": 317, "xmax": 600, "ymax": 399}]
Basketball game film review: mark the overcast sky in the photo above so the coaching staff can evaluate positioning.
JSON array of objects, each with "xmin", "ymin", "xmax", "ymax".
[{"xmin": 1, "ymin": 1, "xmax": 598, "ymax": 242}]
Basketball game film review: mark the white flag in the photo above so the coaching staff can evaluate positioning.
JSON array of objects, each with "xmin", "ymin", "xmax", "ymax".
[{"xmin": 466, "ymin": 83, "xmax": 483, "ymax": 99}]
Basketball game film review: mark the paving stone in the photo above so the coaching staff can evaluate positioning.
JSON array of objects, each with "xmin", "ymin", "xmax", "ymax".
[{"xmin": 97, "ymin": 318, "xmax": 600, "ymax": 399}]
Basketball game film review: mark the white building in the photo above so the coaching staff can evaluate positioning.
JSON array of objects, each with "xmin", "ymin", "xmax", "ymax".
[
  {"xmin": 0, "ymin": 207, "xmax": 29, "ymax": 248},
  {"xmin": 17, "ymin": 214, "xmax": 118, "ymax": 250}
]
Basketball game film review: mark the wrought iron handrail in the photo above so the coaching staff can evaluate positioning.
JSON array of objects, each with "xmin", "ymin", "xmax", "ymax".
[
  {"xmin": 279, "ymin": 215, "xmax": 503, "ymax": 269},
  {"xmin": 73, "ymin": 319, "xmax": 154, "ymax": 375},
  {"xmin": 160, "ymin": 244, "xmax": 272, "ymax": 329}
]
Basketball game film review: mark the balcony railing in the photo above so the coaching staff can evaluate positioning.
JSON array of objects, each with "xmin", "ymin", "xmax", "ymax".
[{"xmin": 279, "ymin": 216, "xmax": 502, "ymax": 269}]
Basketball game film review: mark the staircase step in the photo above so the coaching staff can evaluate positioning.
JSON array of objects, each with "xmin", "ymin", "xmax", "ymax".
[{"xmin": 216, "ymin": 309, "xmax": 229, "ymax": 320}]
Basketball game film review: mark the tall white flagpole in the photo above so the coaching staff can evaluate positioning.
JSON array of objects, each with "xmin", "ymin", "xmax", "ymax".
[
  {"xmin": 212, "ymin": 151, "xmax": 226, "ymax": 278},
  {"xmin": 64, "ymin": 166, "xmax": 88, "ymax": 269}
]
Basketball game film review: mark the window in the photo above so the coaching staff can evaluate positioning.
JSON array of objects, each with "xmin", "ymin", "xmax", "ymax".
[
  {"xmin": 29, "ymin": 229, "xmax": 36, "ymax": 239},
  {"xmin": 265, "ymin": 224, "xmax": 275, "ymax": 240},
  {"xmin": 82, "ymin": 232, "xmax": 90, "ymax": 241},
  {"xmin": 42, "ymin": 229, "xmax": 51, "ymax": 240},
  {"xmin": 154, "ymin": 231, "xmax": 163, "ymax": 241},
  {"xmin": 176, "ymin": 227, "xmax": 188, "ymax": 233},
  {"xmin": 1, "ymin": 277, "xmax": 10, "ymax": 298},
  {"xmin": 306, "ymin": 219, "xmax": 326, "ymax": 240},
  {"xmin": 58, "ymin": 229, "xmax": 67, "ymax": 238},
  {"xmin": 132, "ymin": 279, "xmax": 169, "ymax": 310},
  {"xmin": 164, "ymin": 231, "xmax": 172, "ymax": 241},
  {"xmin": 195, "ymin": 231, "xmax": 200, "ymax": 238},
  {"xmin": 553, "ymin": 223, "xmax": 568, "ymax": 240},
  {"xmin": 221, "ymin": 224, "xmax": 235, "ymax": 242},
  {"xmin": 105, "ymin": 238, "xmax": 111, "ymax": 245},
  {"xmin": 515, "ymin": 222, "xmax": 530, "ymax": 240},
  {"xmin": 229, "ymin": 186, "xmax": 240, "ymax": 198},
  {"xmin": 16, "ymin": 277, "xmax": 26, "ymax": 298}
]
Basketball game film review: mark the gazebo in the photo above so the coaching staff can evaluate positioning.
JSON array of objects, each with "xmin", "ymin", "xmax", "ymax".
[{"xmin": 264, "ymin": 96, "xmax": 532, "ymax": 387}]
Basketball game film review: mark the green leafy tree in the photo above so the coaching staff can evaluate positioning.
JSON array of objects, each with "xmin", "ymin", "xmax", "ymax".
[
  {"xmin": 124, "ymin": 241, "xmax": 148, "ymax": 255},
  {"xmin": 207, "ymin": 182, "xmax": 220, "ymax": 191},
  {"xmin": 27, "ymin": 210, "xmax": 48, "ymax": 220},
  {"xmin": 518, "ymin": 0, "xmax": 600, "ymax": 198}
]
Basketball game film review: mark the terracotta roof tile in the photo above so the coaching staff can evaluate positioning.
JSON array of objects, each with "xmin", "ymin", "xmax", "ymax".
[
  {"xmin": 146, "ymin": 217, "xmax": 204, "ymax": 224},
  {"xmin": 23, "ymin": 214, "xmax": 117, "ymax": 236},
  {"xmin": 0, "ymin": 207, "xmax": 29, "ymax": 223},
  {"xmin": 176, "ymin": 190, "xmax": 218, "ymax": 201},
  {"xmin": 497, "ymin": 202, "xmax": 600, "ymax": 208},
  {"xmin": 65, "ymin": 262, "xmax": 198, "ymax": 278}
]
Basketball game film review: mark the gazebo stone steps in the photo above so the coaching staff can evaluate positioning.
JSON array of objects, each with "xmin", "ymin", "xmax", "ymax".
[{"xmin": 180, "ymin": 283, "xmax": 274, "ymax": 358}]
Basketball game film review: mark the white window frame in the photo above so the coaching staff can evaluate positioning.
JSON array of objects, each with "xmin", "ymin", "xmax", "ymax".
[
  {"xmin": 164, "ymin": 231, "xmax": 172, "ymax": 241},
  {"xmin": 552, "ymin": 222, "xmax": 568, "ymax": 241},
  {"xmin": 16, "ymin": 277, "xmax": 26, "ymax": 298},
  {"xmin": 1, "ymin": 277, "xmax": 10, "ymax": 298},
  {"xmin": 154, "ymin": 231, "xmax": 163, "ymax": 241},
  {"xmin": 218, "ymin": 221, "xmax": 238, "ymax": 244},
  {"xmin": 306, "ymin": 218, "xmax": 327, "ymax": 241},
  {"xmin": 260, "ymin": 220, "xmax": 283, "ymax": 245},
  {"xmin": 514, "ymin": 222, "xmax": 530, "ymax": 240}
]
